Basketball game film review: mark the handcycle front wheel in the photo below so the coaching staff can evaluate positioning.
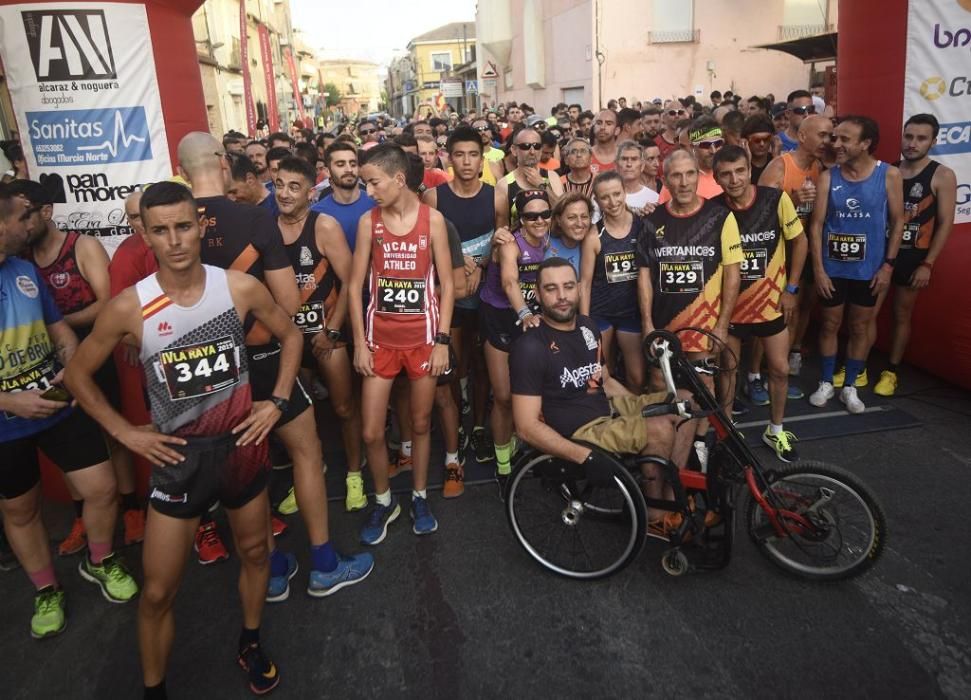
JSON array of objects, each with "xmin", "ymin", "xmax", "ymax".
[
  {"xmin": 746, "ymin": 461, "xmax": 886, "ymax": 582},
  {"xmin": 506, "ymin": 451, "xmax": 648, "ymax": 580}
]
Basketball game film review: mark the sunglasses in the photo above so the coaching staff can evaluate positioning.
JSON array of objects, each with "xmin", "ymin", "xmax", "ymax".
[
  {"xmin": 475, "ymin": 126, "xmax": 491, "ymax": 132},
  {"xmin": 515, "ymin": 143, "xmax": 543, "ymax": 151},
  {"xmin": 790, "ymin": 105, "xmax": 816, "ymax": 115},
  {"xmin": 667, "ymin": 109, "xmax": 687, "ymax": 116},
  {"xmin": 521, "ymin": 210, "xmax": 553, "ymax": 222},
  {"xmin": 359, "ymin": 128, "xmax": 376, "ymax": 135},
  {"xmin": 746, "ymin": 134, "xmax": 773, "ymax": 145},
  {"xmin": 694, "ymin": 139, "xmax": 725, "ymax": 150}
]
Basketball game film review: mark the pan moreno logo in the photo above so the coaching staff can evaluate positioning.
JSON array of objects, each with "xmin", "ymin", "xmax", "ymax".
[{"xmin": 27, "ymin": 107, "xmax": 152, "ymax": 165}]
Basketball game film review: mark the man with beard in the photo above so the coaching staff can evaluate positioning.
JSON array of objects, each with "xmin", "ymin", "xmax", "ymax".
[
  {"xmin": 640, "ymin": 107, "xmax": 662, "ymax": 145},
  {"xmin": 245, "ymin": 141, "xmax": 272, "ymax": 187},
  {"xmin": 495, "ymin": 127, "xmax": 565, "ymax": 229},
  {"xmin": 590, "ymin": 109, "xmax": 620, "ymax": 175},
  {"xmin": 312, "ymin": 141, "xmax": 375, "ymax": 251},
  {"xmin": 741, "ymin": 115, "xmax": 776, "ymax": 185}
]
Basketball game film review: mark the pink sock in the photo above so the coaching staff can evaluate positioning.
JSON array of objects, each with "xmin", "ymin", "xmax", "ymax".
[
  {"xmin": 28, "ymin": 565, "xmax": 56, "ymax": 590},
  {"xmin": 88, "ymin": 541, "xmax": 112, "ymax": 565}
]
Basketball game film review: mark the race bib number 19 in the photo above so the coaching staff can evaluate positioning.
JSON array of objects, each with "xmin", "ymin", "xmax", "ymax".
[
  {"xmin": 377, "ymin": 277, "xmax": 426, "ymax": 314},
  {"xmin": 604, "ymin": 251, "xmax": 637, "ymax": 284},
  {"xmin": 157, "ymin": 336, "xmax": 240, "ymax": 401},
  {"xmin": 659, "ymin": 260, "xmax": 704, "ymax": 294},
  {"xmin": 828, "ymin": 233, "xmax": 867, "ymax": 262}
]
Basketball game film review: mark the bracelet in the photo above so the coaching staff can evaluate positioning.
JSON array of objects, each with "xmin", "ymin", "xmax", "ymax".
[
  {"xmin": 918, "ymin": 260, "xmax": 934, "ymax": 270},
  {"xmin": 785, "ymin": 283, "xmax": 799, "ymax": 294},
  {"xmin": 517, "ymin": 307, "xmax": 533, "ymax": 320}
]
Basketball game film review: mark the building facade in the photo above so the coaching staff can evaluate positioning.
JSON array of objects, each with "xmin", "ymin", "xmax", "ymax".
[
  {"xmin": 388, "ymin": 22, "xmax": 476, "ymax": 118},
  {"xmin": 319, "ymin": 59, "xmax": 382, "ymax": 119}
]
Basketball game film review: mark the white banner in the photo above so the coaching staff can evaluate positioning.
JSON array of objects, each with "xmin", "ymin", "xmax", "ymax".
[
  {"xmin": 0, "ymin": 2, "xmax": 171, "ymax": 253},
  {"xmin": 904, "ymin": 0, "xmax": 971, "ymax": 223}
]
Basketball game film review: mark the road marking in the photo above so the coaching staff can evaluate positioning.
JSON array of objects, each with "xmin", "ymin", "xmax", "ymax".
[{"xmin": 735, "ymin": 405, "xmax": 893, "ymax": 429}]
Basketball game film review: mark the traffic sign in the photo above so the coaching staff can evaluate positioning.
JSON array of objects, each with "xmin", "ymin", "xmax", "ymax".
[{"xmin": 466, "ymin": 80, "xmax": 478, "ymax": 94}]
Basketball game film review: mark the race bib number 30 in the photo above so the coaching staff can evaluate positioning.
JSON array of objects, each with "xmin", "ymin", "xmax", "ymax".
[
  {"xmin": 157, "ymin": 336, "xmax": 240, "ymax": 401},
  {"xmin": 295, "ymin": 301, "xmax": 324, "ymax": 334},
  {"xmin": 741, "ymin": 248, "xmax": 768, "ymax": 281},
  {"xmin": 377, "ymin": 277, "xmax": 426, "ymax": 314},
  {"xmin": 828, "ymin": 233, "xmax": 867, "ymax": 262},
  {"xmin": 604, "ymin": 251, "xmax": 637, "ymax": 284},
  {"xmin": 659, "ymin": 260, "xmax": 704, "ymax": 294}
]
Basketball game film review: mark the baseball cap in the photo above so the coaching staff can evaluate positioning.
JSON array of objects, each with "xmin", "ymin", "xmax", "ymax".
[
  {"xmin": 7, "ymin": 179, "xmax": 54, "ymax": 206},
  {"xmin": 771, "ymin": 102, "xmax": 788, "ymax": 117},
  {"xmin": 526, "ymin": 114, "xmax": 545, "ymax": 127}
]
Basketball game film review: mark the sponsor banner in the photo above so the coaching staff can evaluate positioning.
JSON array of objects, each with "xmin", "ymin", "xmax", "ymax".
[
  {"xmin": 283, "ymin": 47, "xmax": 306, "ymax": 124},
  {"xmin": 258, "ymin": 23, "xmax": 278, "ymax": 133},
  {"xmin": 239, "ymin": 0, "xmax": 255, "ymax": 135},
  {"xmin": 904, "ymin": 0, "xmax": 971, "ymax": 223},
  {"xmin": 0, "ymin": 2, "xmax": 172, "ymax": 252}
]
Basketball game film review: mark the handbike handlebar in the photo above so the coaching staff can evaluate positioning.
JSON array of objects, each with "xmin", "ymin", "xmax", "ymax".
[{"xmin": 641, "ymin": 330, "xmax": 691, "ymax": 418}]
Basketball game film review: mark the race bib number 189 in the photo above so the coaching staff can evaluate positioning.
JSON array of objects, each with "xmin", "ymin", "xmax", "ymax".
[
  {"xmin": 659, "ymin": 260, "xmax": 704, "ymax": 294},
  {"xmin": 827, "ymin": 233, "xmax": 866, "ymax": 262},
  {"xmin": 157, "ymin": 336, "xmax": 240, "ymax": 401}
]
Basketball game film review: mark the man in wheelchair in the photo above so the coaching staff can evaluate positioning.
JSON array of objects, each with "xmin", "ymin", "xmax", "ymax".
[{"xmin": 509, "ymin": 257, "xmax": 698, "ymax": 533}]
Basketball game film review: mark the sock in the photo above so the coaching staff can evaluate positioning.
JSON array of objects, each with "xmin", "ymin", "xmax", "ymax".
[
  {"xmin": 269, "ymin": 548, "xmax": 289, "ymax": 577},
  {"xmin": 400, "ymin": 441, "xmax": 413, "ymax": 457},
  {"xmin": 412, "ymin": 489, "xmax": 427, "ymax": 500},
  {"xmin": 790, "ymin": 346, "xmax": 801, "ymax": 356},
  {"xmin": 495, "ymin": 441, "xmax": 512, "ymax": 475},
  {"xmin": 73, "ymin": 499, "xmax": 84, "ymax": 519},
  {"xmin": 238, "ymin": 627, "xmax": 260, "ymax": 654},
  {"xmin": 144, "ymin": 680, "xmax": 167, "ymax": 700},
  {"xmin": 120, "ymin": 491, "xmax": 139, "ymax": 512},
  {"xmin": 747, "ymin": 372, "xmax": 761, "ymax": 382},
  {"xmin": 375, "ymin": 489, "xmax": 392, "ymax": 507},
  {"xmin": 28, "ymin": 565, "xmax": 56, "ymax": 590},
  {"xmin": 346, "ymin": 470, "xmax": 362, "ymax": 482},
  {"xmin": 311, "ymin": 541, "xmax": 338, "ymax": 572},
  {"xmin": 88, "ymin": 541, "xmax": 111, "ymax": 565},
  {"xmin": 768, "ymin": 423, "xmax": 783, "ymax": 436},
  {"xmin": 473, "ymin": 425, "xmax": 485, "ymax": 433},
  {"xmin": 888, "ymin": 363, "xmax": 898, "ymax": 373},
  {"xmin": 844, "ymin": 358, "xmax": 865, "ymax": 387},
  {"xmin": 445, "ymin": 451, "xmax": 459, "ymax": 466},
  {"xmin": 820, "ymin": 355, "xmax": 837, "ymax": 383}
]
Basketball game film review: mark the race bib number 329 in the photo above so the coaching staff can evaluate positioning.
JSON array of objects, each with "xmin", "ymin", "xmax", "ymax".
[
  {"xmin": 157, "ymin": 336, "xmax": 240, "ymax": 401},
  {"xmin": 377, "ymin": 277, "xmax": 426, "ymax": 314},
  {"xmin": 659, "ymin": 260, "xmax": 704, "ymax": 293}
]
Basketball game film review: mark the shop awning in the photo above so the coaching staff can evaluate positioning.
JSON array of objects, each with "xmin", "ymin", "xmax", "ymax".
[{"xmin": 753, "ymin": 32, "xmax": 838, "ymax": 63}]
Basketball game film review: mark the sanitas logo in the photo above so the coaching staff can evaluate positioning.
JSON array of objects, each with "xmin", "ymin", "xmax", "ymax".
[
  {"xmin": 28, "ymin": 107, "xmax": 152, "ymax": 166},
  {"xmin": 22, "ymin": 10, "xmax": 117, "ymax": 82}
]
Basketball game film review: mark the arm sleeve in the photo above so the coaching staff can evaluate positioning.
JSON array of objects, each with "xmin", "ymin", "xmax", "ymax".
[
  {"xmin": 778, "ymin": 191, "xmax": 804, "ymax": 240},
  {"xmin": 509, "ymin": 333, "xmax": 546, "ymax": 396},
  {"xmin": 720, "ymin": 213, "xmax": 744, "ymax": 265},
  {"xmin": 252, "ymin": 209, "xmax": 292, "ymax": 271}
]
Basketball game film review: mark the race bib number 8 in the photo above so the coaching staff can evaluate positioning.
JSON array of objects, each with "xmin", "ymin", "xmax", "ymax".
[
  {"xmin": 604, "ymin": 251, "xmax": 637, "ymax": 284},
  {"xmin": 157, "ymin": 336, "xmax": 240, "ymax": 401},
  {"xmin": 741, "ymin": 248, "xmax": 768, "ymax": 281},
  {"xmin": 377, "ymin": 277, "xmax": 426, "ymax": 314},
  {"xmin": 901, "ymin": 224, "xmax": 918, "ymax": 248},
  {"xmin": 659, "ymin": 260, "xmax": 704, "ymax": 294},
  {"xmin": 295, "ymin": 301, "xmax": 324, "ymax": 334},
  {"xmin": 828, "ymin": 233, "xmax": 866, "ymax": 262}
]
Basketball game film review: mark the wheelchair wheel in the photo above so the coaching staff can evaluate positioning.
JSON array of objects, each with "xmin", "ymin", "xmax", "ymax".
[
  {"xmin": 506, "ymin": 451, "xmax": 648, "ymax": 580},
  {"xmin": 746, "ymin": 461, "xmax": 886, "ymax": 581}
]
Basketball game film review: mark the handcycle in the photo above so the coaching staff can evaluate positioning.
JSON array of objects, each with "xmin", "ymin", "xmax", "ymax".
[{"xmin": 504, "ymin": 328, "xmax": 887, "ymax": 581}]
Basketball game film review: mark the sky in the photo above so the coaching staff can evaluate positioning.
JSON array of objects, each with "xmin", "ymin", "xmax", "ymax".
[{"xmin": 290, "ymin": 0, "xmax": 477, "ymax": 70}]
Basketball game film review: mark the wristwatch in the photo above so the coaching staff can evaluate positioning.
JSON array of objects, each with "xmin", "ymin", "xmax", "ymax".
[
  {"xmin": 883, "ymin": 257, "xmax": 897, "ymax": 268},
  {"xmin": 270, "ymin": 395, "xmax": 290, "ymax": 414},
  {"xmin": 324, "ymin": 327, "xmax": 342, "ymax": 342},
  {"xmin": 785, "ymin": 283, "xmax": 799, "ymax": 294},
  {"xmin": 434, "ymin": 332, "xmax": 451, "ymax": 345}
]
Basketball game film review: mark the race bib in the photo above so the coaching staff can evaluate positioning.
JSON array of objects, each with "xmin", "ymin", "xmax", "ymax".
[
  {"xmin": 828, "ymin": 233, "xmax": 866, "ymax": 262},
  {"xmin": 519, "ymin": 280, "xmax": 538, "ymax": 309},
  {"xmin": 659, "ymin": 260, "xmax": 704, "ymax": 294},
  {"xmin": 604, "ymin": 250, "xmax": 637, "ymax": 284},
  {"xmin": 377, "ymin": 277, "xmax": 426, "ymax": 314},
  {"xmin": 157, "ymin": 336, "xmax": 240, "ymax": 401},
  {"xmin": 294, "ymin": 301, "xmax": 324, "ymax": 334},
  {"xmin": 741, "ymin": 248, "xmax": 768, "ymax": 281},
  {"xmin": 901, "ymin": 224, "xmax": 919, "ymax": 249},
  {"xmin": 1, "ymin": 358, "xmax": 58, "ymax": 418}
]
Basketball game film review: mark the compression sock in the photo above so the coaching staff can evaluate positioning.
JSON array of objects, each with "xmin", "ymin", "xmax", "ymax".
[
  {"xmin": 412, "ymin": 489, "xmax": 428, "ymax": 500},
  {"xmin": 844, "ymin": 358, "xmax": 865, "ymax": 387},
  {"xmin": 28, "ymin": 565, "xmax": 56, "ymax": 590},
  {"xmin": 269, "ymin": 548, "xmax": 289, "ymax": 578},
  {"xmin": 375, "ymin": 490, "xmax": 392, "ymax": 507},
  {"xmin": 120, "ymin": 491, "xmax": 139, "ymax": 512},
  {"xmin": 88, "ymin": 541, "xmax": 111, "ymax": 565},
  {"xmin": 820, "ymin": 355, "xmax": 837, "ymax": 383},
  {"xmin": 238, "ymin": 627, "xmax": 260, "ymax": 655},
  {"xmin": 310, "ymin": 541, "xmax": 338, "ymax": 573},
  {"xmin": 144, "ymin": 680, "xmax": 167, "ymax": 700},
  {"xmin": 73, "ymin": 500, "xmax": 84, "ymax": 519},
  {"xmin": 495, "ymin": 441, "xmax": 513, "ymax": 475}
]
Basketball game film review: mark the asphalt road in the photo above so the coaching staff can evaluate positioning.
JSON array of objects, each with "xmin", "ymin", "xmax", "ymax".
[{"xmin": 2, "ymin": 363, "xmax": 970, "ymax": 699}]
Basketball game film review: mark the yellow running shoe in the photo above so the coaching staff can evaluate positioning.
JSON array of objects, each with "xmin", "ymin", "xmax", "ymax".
[
  {"xmin": 832, "ymin": 367, "xmax": 868, "ymax": 389},
  {"xmin": 345, "ymin": 472, "xmax": 367, "ymax": 512},
  {"xmin": 874, "ymin": 370, "xmax": 898, "ymax": 397},
  {"xmin": 278, "ymin": 487, "xmax": 298, "ymax": 515}
]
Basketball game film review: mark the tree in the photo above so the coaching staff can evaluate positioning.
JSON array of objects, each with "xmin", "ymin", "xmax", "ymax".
[{"xmin": 322, "ymin": 82, "xmax": 342, "ymax": 108}]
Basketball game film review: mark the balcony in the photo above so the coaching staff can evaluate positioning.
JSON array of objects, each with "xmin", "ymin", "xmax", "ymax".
[
  {"xmin": 778, "ymin": 24, "xmax": 834, "ymax": 41},
  {"xmin": 648, "ymin": 28, "xmax": 700, "ymax": 44}
]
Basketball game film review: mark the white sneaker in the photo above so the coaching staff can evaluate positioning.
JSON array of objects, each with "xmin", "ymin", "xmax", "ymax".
[
  {"xmin": 693, "ymin": 440, "xmax": 709, "ymax": 471},
  {"xmin": 809, "ymin": 381, "xmax": 835, "ymax": 407},
  {"xmin": 840, "ymin": 386, "xmax": 865, "ymax": 414},
  {"xmin": 788, "ymin": 352, "xmax": 802, "ymax": 376}
]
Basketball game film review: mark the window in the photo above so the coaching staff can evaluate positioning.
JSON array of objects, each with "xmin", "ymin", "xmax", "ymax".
[
  {"xmin": 649, "ymin": 0, "xmax": 697, "ymax": 44},
  {"xmin": 431, "ymin": 51, "xmax": 452, "ymax": 72}
]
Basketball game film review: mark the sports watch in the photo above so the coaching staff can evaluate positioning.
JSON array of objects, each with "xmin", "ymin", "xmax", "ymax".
[
  {"xmin": 324, "ymin": 327, "xmax": 342, "ymax": 343},
  {"xmin": 270, "ymin": 395, "xmax": 290, "ymax": 414},
  {"xmin": 434, "ymin": 332, "xmax": 451, "ymax": 345},
  {"xmin": 785, "ymin": 283, "xmax": 799, "ymax": 294}
]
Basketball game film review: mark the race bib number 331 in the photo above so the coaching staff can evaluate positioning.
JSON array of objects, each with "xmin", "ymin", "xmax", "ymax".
[
  {"xmin": 659, "ymin": 260, "xmax": 704, "ymax": 293},
  {"xmin": 156, "ymin": 336, "xmax": 240, "ymax": 401}
]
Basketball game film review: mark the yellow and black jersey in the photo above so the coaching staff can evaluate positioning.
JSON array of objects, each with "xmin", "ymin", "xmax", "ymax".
[
  {"xmin": 727, "ymin": 187, "xmax": 803, "ymax": 325},
  {"xmin": 635, "ymin": 199, "xmax": 743, "ymax": 352}
]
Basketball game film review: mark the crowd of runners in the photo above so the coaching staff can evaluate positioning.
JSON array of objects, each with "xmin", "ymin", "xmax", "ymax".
[{"xmin": 0, "ymin": 86, "xmax": 955, "ymax": 698}]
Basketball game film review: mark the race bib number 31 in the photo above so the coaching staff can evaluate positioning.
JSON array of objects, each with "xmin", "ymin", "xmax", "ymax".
[
  {"xmin": 741, "ymin": 248, "xmax": 768, "ymax": 281},
  {"xmin": 295, "ymin": 301, "xmax": 324, "ymax": 334},
  {"xmin": 377, "ymin": 277, "xmax": 426, "ymax": 314},
  {"xmin": 659, "ymin": 260, "xmax": 704, "ymax": 294},
  {"xmin": 828, "ymin": 233, "xmax": 867, "ymax": 262},
  {"xmin": 604, "ymin": 251, "xmax": 637, "ymax": 284},
  {"xmin": 157, "ymin": 336, "xmax": 240, "ymax": 401}
]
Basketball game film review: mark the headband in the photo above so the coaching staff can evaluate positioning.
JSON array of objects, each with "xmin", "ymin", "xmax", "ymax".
[
  {"xmin": 689, "ymin": 126, "xmax": 723, "ymax": 143},
  {"xmin": 515, "ymin": 189, "xmax": 550, "ymax": 213}
]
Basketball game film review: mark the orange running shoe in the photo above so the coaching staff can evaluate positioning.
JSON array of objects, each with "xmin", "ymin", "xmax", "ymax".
[
  {"xmin": 388, "ymin": 453, "xmax": 413, "ymax": 479},
  {"xmin": 442, "ymin": 462, "xmax": 465, "ymax": 499},
  {"xmin": 194, "ymin": 521, "xmax": 229, "ymax": 565},
  {"xmin": 123, "ymin": 510, "xmax": 145, "ymax": 545},
  {"xmin": 58, "ymin": 517, "xmax": 87, "ymax": 556},
  {"xmin": 271, "ymin": 515, "xmax": 288, "ymax": 538}
]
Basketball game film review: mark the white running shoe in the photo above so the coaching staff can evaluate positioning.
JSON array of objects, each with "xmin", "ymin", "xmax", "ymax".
[
  {"xmin": 840, "ymin": 386, "xmax": 865, "ymax": 414},
  {"xmin": 788, "ymin": 351, "xmax": 802, "ymax": 376},
  {"xmin": 693, "ymin": 440, "xmax": 709, "ymax": 471},
  {"xmin": 809, "ymin": 381, "xmax": 835, "ymax": 407}
]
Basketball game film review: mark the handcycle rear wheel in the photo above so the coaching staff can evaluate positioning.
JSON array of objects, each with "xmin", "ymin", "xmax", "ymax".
[
  {"xmin": 746, "ymin": 461, "xmax": 886, "ymax": 581},
  {"xmin": 506, "ymin": 451, "xmax": 648, "ymax": 580}
]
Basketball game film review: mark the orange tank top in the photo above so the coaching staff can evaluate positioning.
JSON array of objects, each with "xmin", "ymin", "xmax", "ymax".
[{"xmin": 781, "ymin": 152, "xmax": 821, "ymax": 226}]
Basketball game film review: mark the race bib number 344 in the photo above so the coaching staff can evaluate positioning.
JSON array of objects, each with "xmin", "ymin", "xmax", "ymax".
[
  {"xmin": 659, "ymin": 260, "xmax": 704, "ymax": 293},
  {"xmin": 156, "ymin": 336, "xmax": 240, "ymax": 401},
  {"xmin": 377, "ymin": 277, "xmax": 426, "ymax": 314},
  {"xmin": 828, "ymin": 233, "xmax": 867, "ymax": 262}
]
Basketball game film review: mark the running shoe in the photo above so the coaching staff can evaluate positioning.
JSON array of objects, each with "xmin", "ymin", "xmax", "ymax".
[
  {"xmin": 833, "ymin": 367, "xmax": 869, "ymax": 389},
  {"xmin": 31, "ymin": 586, "xmax": 66, "ymax": 640},
  {"xmin": 58, "ymin": 517, "xmax": 87, "ymax": 556},
  {"xmin": 307, "ymin": 552, "xmax": 375, "ymax": 597},
  {"xmin": 788, "ymin": 351, "xmax": 802, "ymax": 376},
  {"xmin": 360, "ymin": 499, "xmax": 401, "ymax": 545},
  {"xmin": 387, "ymin": 453, "xmax": 413, "ymax": 479},
  {"xmin": 809, "ymin": 381, "xmax": 835, "ymax": 407},
  {"xmin": 731, "ymin": 398, "xmax": 750, "ymax": 417},
  {"xmin": 277, "ymin": 487, "xmax": 298, "ymax": 515},
  {"xmin": 238, "ymin": 642, "xmax": 281, "ymax": 695},
  {"xmin": 745, "ymin": 377, "xmax": 770, "ymax": 406},
  {"xmin": 471, "ymin": 427, "xmax": 493, "ymax": 463},
  {"xmin": 344, "ymin": 472, "xmax": 367, "ymax": 512},
  {"xmin": 786, "ymin": 384, "xmax": 804, "ymax": 400},
  {"xmin": 874, "ymin": 370, "xmax": 898, "ymax": 397},
  {"xmin": 78, "ymin": 553, "xmax": 138, "ymax": 603},
  {"xmin": 410, "ymin": 496, "xmax": 439, "ymax": 535},
  {"xmin": 0, "ymin": 525, "xmax": 20, "ymax": 572},
  {"xmin": 458, "ymin": 426, "xmax": 469, "ymax": 457},
  {"xmin": 762, "ymin": 427, "xmax": 799, "ymax": 463},
  {"xmin": 266, "ymin": 551, "xmax": 298, "ymax": 603},
  {"xmin": 840, "ymin": 386, "xmax": 866, "ymax": 414},
  {"xmin": 693, "ymin": 440, "xmax": 709, "ymax": 471},
  {"xmin": 123, "ymin": 509, "xmax": 145, "ymax": 545},
  {"xmin": 271, "ymin": 516, "xmax": 288, "ymax": 538},
  {"xmin": 195, "ymin": 521, "xmax": 229, "ymax": 564},
  {"xmin": 442, "ymin": 461, "xmax": 465, "ymax": 499}
]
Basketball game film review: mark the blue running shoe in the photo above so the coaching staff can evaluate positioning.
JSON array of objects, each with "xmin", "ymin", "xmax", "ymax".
[
  {"xmin": 360, "ymin": 499, "xmax": 401, "ymax": 545},
  {"xmin": 786, "ymin": 383, "xmax": 804, "ymax": 400},
  {"xmin": 745, "ymin": 377, "xmax": 770, "ymax": 406},
  {"xmin": 410, "ymin": 496, "xmax": 438, "ymax": 535},
  {"xmin": 307, "ymin": 552, "xmax": 375, "ymax": 597},
  {"xmin": 266, "ymin": 551, "xmax": 298, "ymax": 603}
]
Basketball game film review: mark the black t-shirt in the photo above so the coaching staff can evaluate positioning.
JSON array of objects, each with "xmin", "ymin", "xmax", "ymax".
[{"xmin": 509, "ymin": 315, "xmax": 610, "ymax": 436}]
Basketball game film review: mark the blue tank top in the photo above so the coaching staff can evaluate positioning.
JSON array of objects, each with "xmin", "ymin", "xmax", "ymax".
[
  {"xmin": 546, "ymin": 237, "xmax": 582, "ymax": 274},
  {"xmin": 311, "ymin": 190, "xmax": 376, "ymax": 251},
  {"xmin": 480, "ymin": 231, "xmax": 546, "ymax": 310},
  {"xmin": 822, "ymin": 162, "xmax": 888, "ymax": 281}
]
